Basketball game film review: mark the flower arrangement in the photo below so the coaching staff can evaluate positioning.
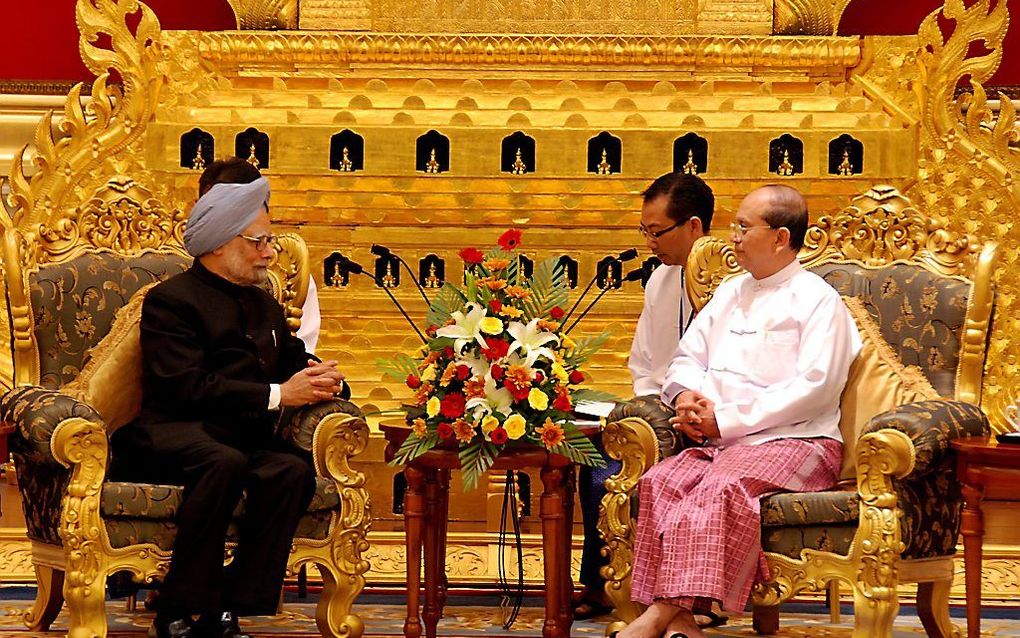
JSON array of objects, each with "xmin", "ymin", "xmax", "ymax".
[{"xmin": 378, "ymin": 229, "xmax": 613, "ymax": 489}]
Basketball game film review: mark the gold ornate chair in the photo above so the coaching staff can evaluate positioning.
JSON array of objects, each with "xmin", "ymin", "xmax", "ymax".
[
  {"xmin": 598, "ymin": 185, "xmax": 997, "ymax": 638},
  {"xmin": 0, "ymin": 176, "xmax": 371, "ymax": 638}
]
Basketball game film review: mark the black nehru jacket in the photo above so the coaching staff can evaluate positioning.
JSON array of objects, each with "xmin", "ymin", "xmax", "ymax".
[{"xmin": 135, "ymin": 259, "xmax": 342, "ymax": 450}]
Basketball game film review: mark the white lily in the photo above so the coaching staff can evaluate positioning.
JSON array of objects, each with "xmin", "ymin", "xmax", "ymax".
[
  {"xmin": 436, "ymin": 303, "xmax": 489, "ymax": 353},
  {"xmin": 507, "ymin": 318, "xmax": 560, "ymax": 367},
  {"xmin": 466, "ymin": 374, "xmax": 513, "ymax": 418},
  {"xmin": 457, "ymin": 351, "xmax": 491, "ymax": 378}
]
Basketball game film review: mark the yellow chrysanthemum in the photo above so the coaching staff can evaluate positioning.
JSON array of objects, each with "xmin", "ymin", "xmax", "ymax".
[
  {"xmin": 479, "ymin": 317, "xmax": 504, "ymax": 335},
  {"xmin": 420, "ymin": 364, "xmax": 437, "ymax": 382},
  {"xmin": 411, "ymin": 418, "xmax": 428, "ymax": 437},
  {"xmin": 426, "ymin": 396, "xmax": 441, "ymax": 418},
  {"xmin": 561, "ymin": 335, "xmax": 576, "ymax": 350},
  {"xmin": 551, "ymin": 362, "xmax": 569, "ymax": 384},
  {"xmin": 528, "ymin": 388, "xmax": 549, "ymax": 411},
  {"xmin": 500, "ymin": 305, "xmax": 524, "ymax": 319},
  {"xmin": 481, "ymin": 415, "xmax": 500, "ymax": 433},
  {"xmin": 504, "ymin": 413, "xmax": 527, "ymax": 440}
]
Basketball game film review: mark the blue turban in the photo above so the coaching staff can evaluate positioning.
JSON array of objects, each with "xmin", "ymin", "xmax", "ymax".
[{"xmin": 183, "ymin": 177, "xmax": 271, "ymax": 257}]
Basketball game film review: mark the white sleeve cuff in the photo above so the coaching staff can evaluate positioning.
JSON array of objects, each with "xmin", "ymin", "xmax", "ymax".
[{"xmin": 268, "ymin": 383, "xmax": 281, "ymax": 410}]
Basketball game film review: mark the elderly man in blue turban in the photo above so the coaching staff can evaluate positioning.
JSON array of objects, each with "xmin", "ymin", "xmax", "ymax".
[{"xmin": 111, "ymin": 177, "xmax": 347, "ymax": 638}]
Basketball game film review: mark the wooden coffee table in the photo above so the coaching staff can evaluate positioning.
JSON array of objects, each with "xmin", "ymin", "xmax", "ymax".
[
  {"xmin": 382, "ymin": 422, "xmax": 595, "ymax": 638},
  {"xmin": 951, "ymin": 434, "xmax": 1020, "ymax": 638}
]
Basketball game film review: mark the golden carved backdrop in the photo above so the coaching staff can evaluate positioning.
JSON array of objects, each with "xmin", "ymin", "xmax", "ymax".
[{"xmin": 3, "ymin": 0, "xmax": 1020, "ymax": 601}]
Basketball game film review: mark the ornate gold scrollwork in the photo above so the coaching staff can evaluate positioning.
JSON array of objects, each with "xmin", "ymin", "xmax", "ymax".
[
  {"xmin": 597, "ymin": 417, "xmax": 659, "ymax": 632},
  {"xmin": 268, "ymin": 233, "xmax": 311, "ymax": 334},
  {"xmin": 50, "ymin": 416, "xmax": 113, "ymax": 638},
  {"xmin": 291, "ymin": 412, "xmax": 371, "ymax": 638},
  {"xmin": 774, "ymin": 0, "xmax": 852, "ymax": 36},
  {"xmin": 684, "ymin": 235, "xmax": 741, "ymax": 313},
  {"xmin": 226, "ymin": 0, "xmax": 298, "ymax": 29},
  {"xmin": 800, "ymin": 185, "xmax": 978, "ymax": 277},
  {"xmin": 3, "ymin": 0, "xmax": 166, "ymax": 235}
]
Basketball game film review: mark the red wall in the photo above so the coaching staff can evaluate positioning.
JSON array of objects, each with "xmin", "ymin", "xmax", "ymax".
[{"xmin": 1, "ymin": 0, "xmax": 1017, "ymax": 85}]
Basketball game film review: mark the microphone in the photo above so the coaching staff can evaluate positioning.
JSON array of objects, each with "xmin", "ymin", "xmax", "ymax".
[
  {"xmin": 343, "ymin": 257, "xmax": 428, "ymax": 344},
  {"xmin": 371, "ymin": 244, "xmax": 432, "ymax": 306},
  {"xmin": 562, "ymin": 249, "xmax": 638, "ymax": 325},
  {"xmin": 564, "ymin": 266, "xmax": 643, "ymax": 334}
]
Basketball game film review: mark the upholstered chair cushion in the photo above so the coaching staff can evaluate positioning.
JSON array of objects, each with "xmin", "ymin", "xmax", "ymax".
[
  {"xmin": 811, "ymin": 263, "xmax": 970, "ymax": 398},
  {"xmin": 62, "ymin": 282, "xmax": 157, "ymax": 432},
  {"xmin": 0, "ymin": 386, "xmax": 103, "ymax": 545},
  {"xmin": 837, "ymin": 296, "xmax": 940, "ymax": 481},
  {"xmin": 30, "ymin": 252, "xmax": 189, "ymax": 389},
  {"xmin": 606, "ymin": 395, "xmax": 680, "ymax": 461},
  {"xmin": 101, "ymin": 477, "xmax": 342, "ymax": 549}
]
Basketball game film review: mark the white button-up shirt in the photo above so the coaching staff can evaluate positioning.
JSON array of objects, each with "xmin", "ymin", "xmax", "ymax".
[
  {"xmin": 629, "ymin": 264, "xmax": 695, "ymax": 397},
  {"xmin": 661, "ymin": 259, "xmax": 861, "ymax": 447}
]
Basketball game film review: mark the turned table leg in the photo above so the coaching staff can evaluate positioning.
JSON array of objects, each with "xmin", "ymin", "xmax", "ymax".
[{"xmin": 403, "ymin": 465, "xmax": 426, "ymax": 638}]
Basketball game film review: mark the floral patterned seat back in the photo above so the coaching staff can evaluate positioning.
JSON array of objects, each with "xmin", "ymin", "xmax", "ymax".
[{"xmin": 30, "ymin": 251, "xmax": 190, "ymax": 390}]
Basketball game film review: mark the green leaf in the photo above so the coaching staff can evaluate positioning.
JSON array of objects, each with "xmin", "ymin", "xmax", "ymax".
[
  {"xmin": 425, "ymin": 283, "xmax": 467, "ymax": 328},
  {"xmin": 376, "ymin": 353, "xmax": 421, "ymax": 381},
  {"xmin": 389, "ymin": 432, "xmax": 439, "ymax": 466},
  {"xmin": 458, "ymin": 439, "xmax": 498, "ymax": 490},
  {"xmin": 563, "ymin": 330, "xmax": 612, "ymax": 367},
  {"xmin": 553, "ymin": 422, "xmax": 608, "ymax": 468},
  {"xmin": 522, "ymin": 257, "xmax": 568, "ymax": 321},
  {"xmin": 570, "ymin": 388, "xmax": 623, "ymax": 404}
]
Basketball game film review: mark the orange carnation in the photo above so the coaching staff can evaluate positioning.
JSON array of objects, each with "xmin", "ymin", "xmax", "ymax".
[{"xmin": 537, "ymin": 418, "xmax": 565, "ymax": 449}]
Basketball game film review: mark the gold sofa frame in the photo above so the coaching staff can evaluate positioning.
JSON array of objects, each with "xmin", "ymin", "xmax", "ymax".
[
  {"xmin": 1, "ymin": 175, "xmax": 371, "ymax": 638},
  {"xmin": 597, "ymin": 185, "xmax": 998, "ymax": 637}
]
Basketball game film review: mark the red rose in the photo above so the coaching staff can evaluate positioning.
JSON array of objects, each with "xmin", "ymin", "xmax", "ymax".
[
  {"xmin": 553, "ymin": 393, "xmax": 572, "ymax": 412},
  {"xmin": 534, "ymin": 371, "xmax": 544, "ymax": 384},
  {"xmin": 498, "ymin": 229, "xmax": 523, "ymax": 251},
  {"xmin": 550, "ymin": 306, "xmax": 565, "ymax": 320},
  {"xmin": 491, "ymin": 364, "xmax": 505, "ymax": 380},
  {"xmin": 459, "ymin": 247, "xmax": 485, "ymax": 264},
  {"xmin": 490, "ymin": 427, "xmax": 509, "ymax": 445},
  {"xmin": 444, "ymin": 346, "xmax": 456, "ymax": 359},
  {"xmin": 437, "ymin": 422, "xmax": 454, "ymax": 439},
  {"xmin": 489, "ymin": 299, "xmax": 502, "ymax": 313},
  {"xmin": 440, "ymin": 392, "xmax": 466, "ymax": 418},
  {"xmin": 509, "ymin": 385, "xmax": 531, "ymax": 401},
  {"xmin": 568, "ymin": 370, "xmax": 585, "ymax": 384},
  {"xmin": 406, "ymin": 374, "xmax": 422, "ymax": 389},
  {"xmin": 456, "ymin": 365, "xmax": 471, "ymax": 380},
  {"xmin": 482, "ymin": 337, "xmax": 509, "ymax": 361}
]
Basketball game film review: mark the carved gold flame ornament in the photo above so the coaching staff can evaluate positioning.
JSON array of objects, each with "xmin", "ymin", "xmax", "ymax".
[{"xmin": 682, "ymin": 149, "xmax": 698, "ymax": 175}]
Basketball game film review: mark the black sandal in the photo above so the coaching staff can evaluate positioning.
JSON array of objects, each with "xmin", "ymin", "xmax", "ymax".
[{"xmin": 696, "ymin": 610, "xmax": 728, "ymax": 629}]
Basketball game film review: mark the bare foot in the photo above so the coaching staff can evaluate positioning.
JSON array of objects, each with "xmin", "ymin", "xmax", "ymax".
[
  {"xmin": 662, "ymin": 609, "xmax": 707, "ymax": 638},
  {"xmin": 618, "ymin": 603, "xmax": 679, "ymax": 638}
]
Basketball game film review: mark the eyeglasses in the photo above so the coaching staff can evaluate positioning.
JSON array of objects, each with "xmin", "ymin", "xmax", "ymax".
[
  {"xmin": 238, "ymin": 233, "xmax": 278, "ymax": 251},
  {"xmin": 729, "ymin": 222, "xmax": 781, "ymax": 238},
  {"xmin": 638, "ymin": 222, "xmax": 682, "ymax": 240}
]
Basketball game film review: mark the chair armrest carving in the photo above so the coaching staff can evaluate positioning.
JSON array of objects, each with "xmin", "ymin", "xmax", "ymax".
[
  {"xmin": 598, "ymin": 415, "xmax": 659, "ymax": 625},
  {"xmin": 281, "ymin": 398, "xmax": 364, "ymax": 454},
  {"xmin": 1, "ymin": 386, "xmax": 103, "ymax": 464},
  {"xmin": 607, "ymin": 395, "xmax": 679, "ymax": 460},
  {"xmin": 861, "ymin": 399, "xmax": 988, "ymax": 479},
  {"xmin": 50, "ymin": 416, "xmax": 111, "ymax": 605},
  {"xmin": 854, "ymin": 428, "xmax": 914, "ymax": 605}
]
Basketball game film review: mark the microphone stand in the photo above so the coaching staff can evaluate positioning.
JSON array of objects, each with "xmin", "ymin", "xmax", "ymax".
[
  {"xmin": 562, "ymin": 248, "xmax": 637, "ymax": 326},
  {"xmin": 345, "ymin": 258, "xmax": 428, "ymax": 344},
  {"xmin": 372, "ymin": 245, "xmax": 432, "ymax": 307},
  {"xmin": 565, "ymin": 267, "xmax": 643, "ymax": 334}
]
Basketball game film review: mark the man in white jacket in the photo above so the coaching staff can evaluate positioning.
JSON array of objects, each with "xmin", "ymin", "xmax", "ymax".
[{"xmin": 574, "ymin": 173, "xmax": 714, "ymax": 620}]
